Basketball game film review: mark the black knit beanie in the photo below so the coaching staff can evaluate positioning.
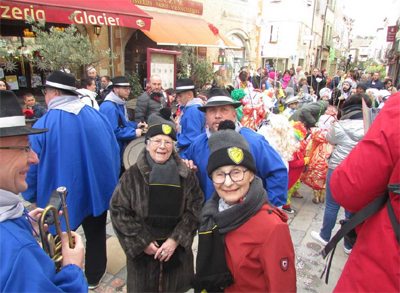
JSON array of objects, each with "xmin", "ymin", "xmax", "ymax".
[
  {"xmin": 207, "ymin": 122, "xmax": 256, "ymax": 176},
  {"xmin": 146, "ymin": 108, "xmax": 177, "ymax": 141}
]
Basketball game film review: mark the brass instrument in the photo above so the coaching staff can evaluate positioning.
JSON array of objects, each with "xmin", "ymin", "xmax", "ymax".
[{"xmin": 38, "ymin": 186, "xmax": 75, "ymax": 271}]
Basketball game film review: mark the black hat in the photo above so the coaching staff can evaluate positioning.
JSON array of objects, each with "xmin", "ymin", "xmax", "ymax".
[
  {"xmin": 146, "ymin": 124, "xmax": 177, "ymax": 141},
  {"xmin": 198, "ymin": 87, "xmax": 242, "ymax": 112},
  {"xmin": 0, "ymin": 91, "xmax": 47, "ymax": 137},
  {"xmin": 45, "ymin": 70, "xmax": 79, "ymax": 95},
  {"xmin": 356, "ymin": 82, "xmax": 368, "ymax": 91},
  {"xmin": 146, "ymin": 108, "xmax": 177, "ymax": 141},
  {"xmin": 175, "ymin": 78, "xmax": 195, "ymax": 94},
  {"xmin": 207, "ymin": 125, "xmax": 256, "ymax": 176},
  {"xmin": 111, "ymin": 76, "xmax": 131, "ymax": 87}
]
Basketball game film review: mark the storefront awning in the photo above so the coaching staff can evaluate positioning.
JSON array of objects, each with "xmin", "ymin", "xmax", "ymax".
[
  {"xmin": 1, "ymin": 0, "xmax": 152, "ymax": 30},
  {"xmin": 141, "ymin": 11, "xmax": 239, "ymax": 48}
]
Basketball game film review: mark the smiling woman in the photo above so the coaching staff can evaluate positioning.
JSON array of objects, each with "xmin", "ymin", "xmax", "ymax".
[
  {"xmin": 110, "ymin": 109, "xmax": 204, "ymax": 292},
  {"xmin": 194, "ymin": 127, "xmax": 297, "ymax": 292}
]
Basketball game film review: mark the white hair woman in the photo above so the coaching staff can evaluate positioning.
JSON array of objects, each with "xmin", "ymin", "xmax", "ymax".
[{"xmin": 110, "ymin": 112, "xmax": 204, "ymax": 292}]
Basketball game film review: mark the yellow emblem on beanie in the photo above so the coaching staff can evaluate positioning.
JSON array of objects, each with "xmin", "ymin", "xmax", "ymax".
[
  {"xmin": 227, "ymin": 147, "xmax": 244, "ymax": 164},
  {"xmin": 162, "ymin": 124, "xmax": 172, "ymax": 135}
]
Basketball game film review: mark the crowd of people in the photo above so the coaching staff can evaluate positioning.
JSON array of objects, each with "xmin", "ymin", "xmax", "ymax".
[{"xmin": 0, "ymin": 64, "xmax": 398, "ymax": 292}]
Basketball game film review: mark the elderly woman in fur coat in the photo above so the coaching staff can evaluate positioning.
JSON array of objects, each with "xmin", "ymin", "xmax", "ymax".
[{"xmin": 110, "ymin": 114, "xmax": 204, "ymax": 292}]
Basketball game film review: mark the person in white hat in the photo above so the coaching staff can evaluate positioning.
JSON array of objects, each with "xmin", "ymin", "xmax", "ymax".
[
  {"xmin": 282, "ymin": 88, "xmax": 299, "ymax": 119},
  {"xmin": 22, "ymin": 70, "xmax": 121, "ymax": 289},
  {"xmin": 0, "ymin": 90, "xmax": 87, "ymax": 292}
]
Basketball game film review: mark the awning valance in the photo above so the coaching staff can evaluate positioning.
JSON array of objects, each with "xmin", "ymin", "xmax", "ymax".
[
  {"xmin": 1, "ymin": 0, "xmax": 152, "ymax": 30},
  {"xmin": 141, "ymin": 11, "xmax": 239, "ymax": 48}
]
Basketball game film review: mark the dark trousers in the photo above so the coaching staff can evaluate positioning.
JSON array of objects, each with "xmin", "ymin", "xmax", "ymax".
[{"xmin": 81, "ymin": 211, "xmax": 107, "ymax": 284}]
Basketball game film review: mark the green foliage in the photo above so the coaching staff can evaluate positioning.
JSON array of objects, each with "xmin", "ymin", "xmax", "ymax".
[
  {"xmin": 177, "ymin": 47, "xmax": 214, "ymax": 89},
  {"xmin": 27, "ymin": 20, "xmax": 110, "ymax": 75},
  {"xmin": 363, "ymin": 59, "xmax": 386, "ymax": 77},
  {"xmin": 126, "ymin": 72, "xmax": 143, "ymax": 99}
]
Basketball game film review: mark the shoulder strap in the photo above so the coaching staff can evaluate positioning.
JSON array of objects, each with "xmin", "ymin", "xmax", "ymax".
[
  {"xmin": 387, "ymin": 183, "xmax": 400, "ymax": 244},
  {"xmin": 320, "ymin": 191, "xmax": 388, "ymax": 284},
  {"xmin": 321, "ymin": 191, "xmax": 388, "ymax": 258}
]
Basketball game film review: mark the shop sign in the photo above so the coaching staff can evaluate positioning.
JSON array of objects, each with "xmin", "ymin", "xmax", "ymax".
[
  {"xmin": 387, "ymin": 25, "xmax": 398, "ymax": 42},
  {"xmin": 0, "ymin": 3, "xmax": 148, "ymax": 29},
  {"xmin": 132, "ymin": 0, "xmax": 203, "ymax": 15}
]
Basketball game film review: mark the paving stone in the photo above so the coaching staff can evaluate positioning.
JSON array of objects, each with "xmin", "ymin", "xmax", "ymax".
[
  {"xmin": 106, "ymin": 237, "xmax": 126, "ymax": 275},
  {"xmin": 110, "ymin": 277, "xmax": 125, "ymax": 289}
]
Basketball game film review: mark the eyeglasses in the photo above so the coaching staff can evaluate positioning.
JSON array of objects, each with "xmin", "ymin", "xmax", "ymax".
[
  {"xmin": 211, "ymin": 168, "xmax": 248, "ymax": 184},
  {"xmin": 0, "ymin": 145, "xmax": 32, "ymax": 153},
  {"xmin": 148, "ymin": 138, "xmax": 174, "ymax": 147}
]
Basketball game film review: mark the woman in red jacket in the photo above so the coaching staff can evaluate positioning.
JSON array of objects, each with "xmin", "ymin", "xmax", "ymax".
[
  {"xmin": 330, "ymin": 93, "xmax": 400, "ymax": 292},
  {"xmin": 194, "ymin": 122, "xmax": 296, "ymax": 292}
]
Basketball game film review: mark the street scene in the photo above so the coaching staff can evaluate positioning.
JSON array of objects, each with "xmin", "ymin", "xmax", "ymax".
[{"xmin": 1, "ymin": 0, "xmax": 399, "ymax": 292}]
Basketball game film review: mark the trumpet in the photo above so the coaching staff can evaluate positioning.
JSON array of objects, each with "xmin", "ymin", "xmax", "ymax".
[{"xmin": 38, "ymin": 186, "xmax": 75, "ymax": 271}]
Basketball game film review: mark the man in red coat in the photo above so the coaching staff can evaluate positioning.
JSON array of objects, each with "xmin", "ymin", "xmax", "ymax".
[{"xmin": 330, "ymin": 92, "xmax": 400, "ymax": 292}]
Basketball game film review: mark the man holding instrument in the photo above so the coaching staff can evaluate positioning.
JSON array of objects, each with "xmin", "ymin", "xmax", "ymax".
[
  {"xmin": 0, "ymin": 90, "xmax": 87, "ymax": 292},
  {"xmin": 22, "ymin": 71, "xmax": 120, "ymax": 289}
]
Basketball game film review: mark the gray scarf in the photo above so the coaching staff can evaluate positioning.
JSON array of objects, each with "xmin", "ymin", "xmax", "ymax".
[
  {"xmin": 200, "ymin": 177, "xmax": 266, "ymax": 234},
  {"xmin": 104, "ymin": 91, "xmax": 129, "ymax": 120},
  {"xmin": 47, "ymin": 95, "xmax": 84, "ymax": 115},
  {"xmin": 0, "ymin": 189, "xmax": 24, "ymax": 222},
  {"xmin": 146, "ymin": 152, "xmax": 180, "ymax": 187}
]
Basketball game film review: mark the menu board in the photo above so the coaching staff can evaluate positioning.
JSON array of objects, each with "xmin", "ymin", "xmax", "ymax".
[
  {"xmin": 147, "ymin": 48, "xmax": 181, "ymax": 90},
  {"xmin": 150, "ymin": 53, "xmax": 175, "ymax": 89}
]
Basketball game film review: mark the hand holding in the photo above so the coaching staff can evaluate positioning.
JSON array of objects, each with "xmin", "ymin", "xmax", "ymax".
[
  {"xmin": 144, "ymin": 241, "xmax": 159, "ymax": 256},
  {"xmin": 181, "ymin": 159, "xmax": 198, "ymax": 171},
  {"xmin": 27, "ymin": 207, "xmax": 44, "ymax": 235},
  {"xmin": 155, "ymin": 238, "xmax": 178, "ymax": 262},
  {"xmin": 137, "ymin": 121, "xmax": 148, "ymax": 130},
  {"xmin": 135, "ymin": 128, "xmax": 143, "ymax": 137},
  {"xmin": 61, "ymin": 231, "xmax": 85, "ymax": 269}
]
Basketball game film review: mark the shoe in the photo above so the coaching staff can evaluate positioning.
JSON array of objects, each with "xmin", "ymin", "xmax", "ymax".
[
  {"xmin": 292, "ymin": 191, "xmax": 304, "ymax": 198},
  {"xmin": 343, "ymin": 246, "xmax": 352, "ymax": 255},
  {"xmin": 88, "ymin": 271, "xmax": 106, "ymax": 290},
  {"xmin": 282, "ymin": 205, "xmax": 295, "ymax": 214},
  {"xmin": 310, "ymin": 231, "xmax": 328, "ymax": 246}
]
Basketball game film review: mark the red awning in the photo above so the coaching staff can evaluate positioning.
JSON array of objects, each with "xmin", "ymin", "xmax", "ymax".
[{"xmin": 1, "ymin": 0, "xmax": 152, "ymax": 30}]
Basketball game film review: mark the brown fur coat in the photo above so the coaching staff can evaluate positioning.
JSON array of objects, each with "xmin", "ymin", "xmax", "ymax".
[{"xmin": 110, "ymin": 149, "xmax": 204, "ymax": 292}]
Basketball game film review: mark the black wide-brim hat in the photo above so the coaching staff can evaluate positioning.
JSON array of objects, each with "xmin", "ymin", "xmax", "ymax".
[
  {"xmin": 0, "ymin": 91, "xmax": 47, "ymax": 137},
  {"xmin": 45, "ymin": 70, "xmax": 80, "ymax": 96},
  {"xmin": 175, "ymin": 78, "xmax": 195, "ymax": 94},
  {"xmin": 198, "ymin": 87, "xmax": 242, "ymax": 112},
  {"xmin": 111, "ymin": 76, "xmax": 131, "ymax": 87}
]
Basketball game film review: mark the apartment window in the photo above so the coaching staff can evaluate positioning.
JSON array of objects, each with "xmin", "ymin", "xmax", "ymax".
[{"xmin": 269, "ymin": 25, "xmax": 279, "ymax": 43}]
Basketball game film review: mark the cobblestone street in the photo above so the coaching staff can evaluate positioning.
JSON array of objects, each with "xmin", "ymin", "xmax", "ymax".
[{"xmin": 83, "ymin": 183, "xmax": 348, "ymax": 293}]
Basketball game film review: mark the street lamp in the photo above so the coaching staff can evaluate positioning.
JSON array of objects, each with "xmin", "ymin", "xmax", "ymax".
[{"xmin": 93, "ymin": 25, "xmax": 102, "ymax": 37}]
